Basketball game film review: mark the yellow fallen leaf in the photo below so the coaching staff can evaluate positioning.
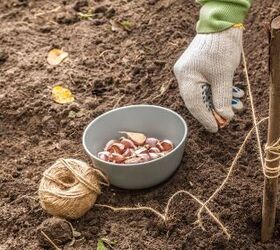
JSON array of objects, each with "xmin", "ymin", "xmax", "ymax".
[
  {"xmin": 52, "ymin": 85, "xmax": 74, "ymax": 104},
  {"xmin": 120, "ymin": 20, "xmax": 133, "ymax": 31},
  {"xmin": 47, "ymin": 49, "xmax": 68, "ymax": 65}
]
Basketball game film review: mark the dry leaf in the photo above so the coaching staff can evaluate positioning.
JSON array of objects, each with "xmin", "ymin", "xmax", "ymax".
[
  {"xmin": 47, "ymin": 49, "xmax": 68, "ymax": 65},
  {"xmin": 119, "ymin": 131, "xmax": 146, "ymax": 146},
  {"xmin": 97, "ymin": 239, "xmax": 108, "ymax": 250},
  {"xmin": 120, "ymin": 20, "xmax": 133, "ymax": 31},
  {"xmin": 77, "ymin": 11, "xmax": 94, "ymax": 20},
  {"xmin": 52, "ymin": 85, "xmax": 74, "ymax": 104},
  {"xmin": 97, "ymin": 238, "xmax": 116, "ymax": 250}
]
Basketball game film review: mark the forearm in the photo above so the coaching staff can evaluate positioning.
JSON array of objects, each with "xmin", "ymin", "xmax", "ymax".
[{"xmin": 196, "ymin": 0, "xmax": 253, "ymax": 33}]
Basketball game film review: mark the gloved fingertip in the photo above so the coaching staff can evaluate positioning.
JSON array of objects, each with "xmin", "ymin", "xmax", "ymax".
[
  {"xmin": 232, "ymin": 98, "xmax": 244, "ymax": 112},
  {"xmin": 215, "ymin": 107, "xmax": 234, "ymax": 120},
  {"xmin": 232, "ymin": 86, "xmax": 245, "ymax": 98},
  {"xmin": 206, "ymin": 125, "xmax": 219, "ymax": 133},
  {"xmin": 203, "ymin": 118, "xmax": 219, "ymax": 133}
]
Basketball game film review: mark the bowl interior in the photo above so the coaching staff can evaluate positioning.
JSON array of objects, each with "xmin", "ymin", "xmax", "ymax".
[{"xmin": 83, "ymin": 105, "xmax": 187, "ymax": 158}]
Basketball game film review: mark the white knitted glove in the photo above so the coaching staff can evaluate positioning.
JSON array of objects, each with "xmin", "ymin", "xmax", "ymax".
[{"xmin": 173, "ymin": 28, "xmax": 243, "ymax": 132}]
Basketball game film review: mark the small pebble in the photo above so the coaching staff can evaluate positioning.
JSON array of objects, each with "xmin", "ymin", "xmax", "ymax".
[
  {"xmin": 39, "ymin": 25, "xmax": 53, "ymax": 33},
  {"xmin": 105, "ymin": 7, "xmax": 116, "ymax": 18},
  {"xmin": 55, "ymin": 11, "xmax": 78, "ymax": 25},
  {"xmin": 68, "ymin": 102, "xmax": 80, "ymax": 112},
  {"xmin": 93, "ymin": 5, "xmax": 108, "ymax": 14},
  {"xmin": 91, "ymin": 18, "xmax": 106, "ymax": 26},
  {"xmin": 0, "ymin": 50, "xmax": 8, "ymax": 64},
  {"xmin": 73, "ymin": 0, "xmax": 88, "ymax": 12},
  {"xmin": 147, "ymin": 0, "xmax": 158, "ymax": 5}
]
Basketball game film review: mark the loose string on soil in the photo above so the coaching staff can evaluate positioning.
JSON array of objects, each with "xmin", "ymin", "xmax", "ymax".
[
  {"xmin": 96, "ymin": 189, "xmax": 230, "ymax": 238},
  {"xmin": 94, "ymin": 46, "xmax": 280, "ymax": 240},
  {"xmin": 196, "ymin": 46, "xmax": 267, "ymax": 223},
  {"xmin": 38, "ymin": 46, "xmax": 279, "ymax": 240},
  {"xmin": 96, "ymin": 117, "xmax": 268, "ymax": 240},
  {"xmin": 37, "ymin": 47, "xmax": 280, "ymax": 239},
  {"xmin": 194, "ymin": 47, "xmax": 280, "ymax": 230},
  {"xmin": 241, "ymin": 47, "xmax": 265, "ymax": 167}
]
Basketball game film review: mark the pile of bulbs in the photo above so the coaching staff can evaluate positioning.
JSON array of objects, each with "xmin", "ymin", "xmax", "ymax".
[{"xmin": 98, "ymin": 131, "xmax": 174, "ymax": 164}]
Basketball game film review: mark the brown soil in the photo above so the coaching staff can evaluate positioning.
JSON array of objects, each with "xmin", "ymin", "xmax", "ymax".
[
  {"xmin": 36, "ymin": 217, "xmax": 73, "ymax": 247},
  {"xmin": 1, "ymin": 0, "xmax": 280, "ymax": 249}
]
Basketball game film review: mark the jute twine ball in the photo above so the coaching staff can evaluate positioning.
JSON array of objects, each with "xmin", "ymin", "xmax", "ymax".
[{"xmin": 39, "ymin": 158, "xmax": 108, "ymax": 219}]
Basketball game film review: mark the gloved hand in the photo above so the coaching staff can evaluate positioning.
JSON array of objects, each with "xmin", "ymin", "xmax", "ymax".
[{"xmin": 173, "ymin": 27, "xmax": 243, "ymax": 132}]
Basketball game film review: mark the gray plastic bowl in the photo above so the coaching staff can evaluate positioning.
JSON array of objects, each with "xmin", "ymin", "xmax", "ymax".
[{"xmin": 82, "ymin": 105, "xmax": 187, "ymax": 189}]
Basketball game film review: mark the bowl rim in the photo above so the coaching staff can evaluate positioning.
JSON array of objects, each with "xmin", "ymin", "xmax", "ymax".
[{"xmin": 82, "ymin": 104, "xmax": 188, "ymax": 167}]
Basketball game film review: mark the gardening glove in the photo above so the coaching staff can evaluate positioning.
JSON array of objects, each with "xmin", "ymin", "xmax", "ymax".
[{"xmin": 173, "ymin": 27, "xmax": 243, "ymax": 133}]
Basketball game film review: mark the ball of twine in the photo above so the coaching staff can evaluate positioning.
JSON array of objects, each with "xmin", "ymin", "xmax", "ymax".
[{"xmin": 39, "ymin": 158, "xmax": 109, "ymax": 219}]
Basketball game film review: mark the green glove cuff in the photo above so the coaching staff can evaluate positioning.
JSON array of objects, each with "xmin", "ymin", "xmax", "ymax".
[{"xmin": 196, "ymin": 0, "xmax": 252, "ymax": 33}]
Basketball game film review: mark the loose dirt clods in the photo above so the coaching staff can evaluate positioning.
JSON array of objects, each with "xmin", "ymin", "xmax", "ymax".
[{"xmin": 36, "ymin": 217, "xmax": 73, "ymax": 248}]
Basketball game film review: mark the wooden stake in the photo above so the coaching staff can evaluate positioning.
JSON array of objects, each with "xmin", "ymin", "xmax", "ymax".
[{"xmin": 261, "ymin": 16, "xmax": 280, "ymax": 242}]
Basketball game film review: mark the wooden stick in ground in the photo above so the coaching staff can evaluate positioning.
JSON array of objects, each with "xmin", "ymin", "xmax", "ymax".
[{"xmin": 261, "ymin": 15, "xmax": 280, "ymax": 242}]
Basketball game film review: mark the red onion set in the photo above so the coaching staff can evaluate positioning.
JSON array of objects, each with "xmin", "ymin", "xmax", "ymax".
[{"xmin": 98, "ymin": 131, "xmax": 174, "ymax": 164}]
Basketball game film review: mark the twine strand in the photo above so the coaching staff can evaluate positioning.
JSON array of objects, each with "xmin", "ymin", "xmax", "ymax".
[
  {"xmin": 242, "ymin": 47, "xmax": 280, "ymax": 178},
  {"xmin": 39, "ymin": 47, "xmax": 280, "ymax": 239},
  {"xmin": 97, "ymin": 47, "xmax": 280, "ymax": 239},
  {"xmin": 264, "ymin": 138, "xmax": 280, "ymax": 178},
  {"xmin": 43, "ymin": 173, "xmax": 74, "ymax": 188},
  {"xmin": 163, "ymin": 190, "xmax": 230, "ymax": 238},
  {"xmin": 196, "ymin": 47, "xmax": 280, "ymax": 223},
  {"xmin": 91, "ymin": 168, "xmax": 110, "ymax": 187},
  {"xmin": 60, "ymin": 159, "xmax": 101, "ymax": 194},
  {"xmin": 197, "ymin": 117, "xmax": 269, "ymax": 224},
  {"xmin": 96, "ymin": 189, "xmax": 230, "ymax": 239},
  {"xmin": 95, "ymin": 204, "xmax": 166, "ymax": 221},
  {"xmin": 241, "ymin": 47, "xmax": 265, "ymax": 167}
]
